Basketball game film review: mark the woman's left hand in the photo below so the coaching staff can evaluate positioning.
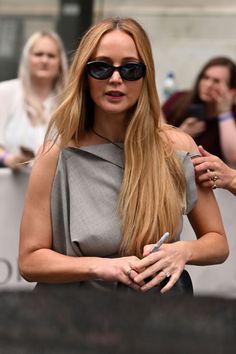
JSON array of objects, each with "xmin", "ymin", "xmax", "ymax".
[{"xmin": 131, "ymin": 241, "xmax": 188, "ymax": 294}]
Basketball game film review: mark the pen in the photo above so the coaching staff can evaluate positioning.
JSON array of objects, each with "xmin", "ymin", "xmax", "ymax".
[{"xmin": 150, "ymin": 232, "xmax": 170, "ymax": 253}]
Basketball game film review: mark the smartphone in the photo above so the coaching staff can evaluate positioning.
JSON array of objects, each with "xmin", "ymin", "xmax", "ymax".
[
  {"xmin": 20, "ymin": 146, "xmax": 35, "ymax": 158},
  {"xmin": 186, "ymin": 103, "xmax": 205, "ymax": 121}
]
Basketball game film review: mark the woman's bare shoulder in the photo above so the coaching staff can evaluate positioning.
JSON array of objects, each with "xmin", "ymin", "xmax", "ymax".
[
  {"xmin": 30, "ymin": 142, "xmax": 60, "ymax": 185},
  {"xmin": 36, "ymin": 142, "xmax": 60, "ymax": 164},
  {"xmin": 161, "ymin": 125, "xmax": 199, "ymax": 153}
]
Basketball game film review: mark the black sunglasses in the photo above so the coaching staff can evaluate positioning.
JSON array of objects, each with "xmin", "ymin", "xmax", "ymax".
[{"xmin": 86, "ymin": 61, "xmax": 146, "ymax": 81}]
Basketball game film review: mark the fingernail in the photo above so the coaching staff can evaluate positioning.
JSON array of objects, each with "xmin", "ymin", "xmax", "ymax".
[{"xmin": 141, "ymin": 285, "xmax": 148, "ymax": 292}]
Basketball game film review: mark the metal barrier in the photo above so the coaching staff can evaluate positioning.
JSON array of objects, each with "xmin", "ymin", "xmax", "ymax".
[
  {"xmin": 1, "ymin": 168, "xmax": 236, "ymax": 297},
  {"xmin": 0, "ymin": 168, "xmax": 35, "ymax": 290},
  {"xmin": 183, "ymin": 188, "xmax": 236, "ymax": 298}
]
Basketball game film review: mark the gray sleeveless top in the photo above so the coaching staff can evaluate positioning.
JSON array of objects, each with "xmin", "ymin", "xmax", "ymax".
[{"xmin": 51, "ymin": 144, "xmax": 198, "ymax": 258}]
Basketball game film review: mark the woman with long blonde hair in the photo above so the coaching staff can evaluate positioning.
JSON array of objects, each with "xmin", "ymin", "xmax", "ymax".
[
  {"xmin": 19, "ymin": 17, "xmax": 228, "ymax": 294},
  {"xmin": 0, "ymin": 30, "xmax": 68, "ymax": 169}
]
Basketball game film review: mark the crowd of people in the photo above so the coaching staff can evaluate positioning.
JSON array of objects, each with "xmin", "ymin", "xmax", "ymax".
[{"xmin": 0, "ymin": 16, "xmax": 235, "ymax": 295}]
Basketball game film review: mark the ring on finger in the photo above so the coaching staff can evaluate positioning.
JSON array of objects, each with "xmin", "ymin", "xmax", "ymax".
[
  {"xmin": 163, "ymin": 270, "xmax": 171, "ymax": 278},
  {"xmin": 212, "ymin": 175, "xmax": 219, "ymax": 182},
  {"xmin": 212, "ymin": 182, "xmax": 217, "ymax": 190},
  {"xmin": 125, "ymin": 268, "xmax": 132, "ymax": 277}
]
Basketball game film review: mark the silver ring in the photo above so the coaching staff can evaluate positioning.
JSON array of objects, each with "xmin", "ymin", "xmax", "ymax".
[
  {"xmin": 163, "ymin": 271, "xmax": 171, "ymax": 278},
  {"xmin": 125, "ymin": 268, "xmax": 132, "ymax": 277}
]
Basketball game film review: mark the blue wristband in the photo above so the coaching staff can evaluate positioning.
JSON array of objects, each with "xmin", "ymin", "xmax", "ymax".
[
  {"xmin": 0, "ymin": 151, "xmax": 8, "ymax": 167},
  {"xmin": 218, "ymin": 112, "xmax": 234, "ymax": 122}
]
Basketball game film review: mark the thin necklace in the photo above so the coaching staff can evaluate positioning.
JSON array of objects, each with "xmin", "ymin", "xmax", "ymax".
[{"xmin": 91, "ymin": 128, "xmax": 123, "ymax": 150}]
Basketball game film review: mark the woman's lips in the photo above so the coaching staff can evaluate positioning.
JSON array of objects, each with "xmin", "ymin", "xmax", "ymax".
[
  {"xmin": 105, "ymin": 91, "xmax": 125, "ymax": 101},
  {"xmin": 106, "ymin": 90, "xmax": 124, "ymax": 97}
]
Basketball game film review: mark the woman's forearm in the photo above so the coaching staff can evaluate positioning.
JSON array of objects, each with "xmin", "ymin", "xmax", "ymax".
[
  {"xmin": 182, "ymin": 233, "xmax": 229, "ymax": 266},
  {"xmin": 218, "ymin": 114, "xmax": 236, "ymax": 164},
  {"xmin": 19, "ymin": 249, "xmax": 102, "ymax": 283}
]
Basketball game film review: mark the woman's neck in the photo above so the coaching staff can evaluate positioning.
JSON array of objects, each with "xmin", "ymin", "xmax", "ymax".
[{"xmin": 93, "ymin": 112, "xmax": 128, "ymax": 142}]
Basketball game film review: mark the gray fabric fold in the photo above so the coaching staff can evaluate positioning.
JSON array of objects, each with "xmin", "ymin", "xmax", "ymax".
[{"xmin": 51, "ymin": 144, "xmax": 198, "ymax": 258}]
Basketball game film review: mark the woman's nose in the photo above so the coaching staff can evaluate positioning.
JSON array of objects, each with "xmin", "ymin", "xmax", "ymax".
[
  {"xmin": 109, "ymin": 69, "xmax": 123, "ymax": 83},
  {"xmin": 41, "ymin": 54, "xmax": 49, "ymax": 62},
  {"xmin": 205, "ymin": 78, "xmax": 214, "ymax": 88}
]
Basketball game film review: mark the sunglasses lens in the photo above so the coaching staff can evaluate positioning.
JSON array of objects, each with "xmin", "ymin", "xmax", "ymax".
[
  {"xmin": 87, "ymin": 61, "xmax": 146, "ymax": 81},
  {"xmin": 87, "ymin": 62, "xmax": 112, "ymax": 80},
  {"xmin": 121, "ymin": 63, "xmax": 146, "ymax": 81}
]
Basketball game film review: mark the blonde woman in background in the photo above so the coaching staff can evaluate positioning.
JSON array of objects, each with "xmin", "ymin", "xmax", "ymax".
[
  {"xmin": 0, "ymin": 31, "xmax": 68, "ymax": 169},
  {"xmin": 19, "ymin": 17, "xmax": 228, "ymax": 294}
]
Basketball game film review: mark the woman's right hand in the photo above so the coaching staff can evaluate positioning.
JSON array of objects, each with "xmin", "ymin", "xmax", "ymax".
[
  {"xmin": 93, "ymin": 256, "xmax": 144, "ymax": 290},
  {"xmin": 179, "ymin": 117, "xmax": 206, "ymax": 137}
]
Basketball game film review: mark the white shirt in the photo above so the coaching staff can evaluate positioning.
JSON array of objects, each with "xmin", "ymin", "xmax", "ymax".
[{"xmin": 0, "ymin": 78, "xmax": 56, "ymax": 155}]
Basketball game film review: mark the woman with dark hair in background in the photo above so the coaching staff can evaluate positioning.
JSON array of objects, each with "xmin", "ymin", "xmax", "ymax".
[{"xmin": 162, "ymin": 57, "xmax": 236, "ymax": 164}]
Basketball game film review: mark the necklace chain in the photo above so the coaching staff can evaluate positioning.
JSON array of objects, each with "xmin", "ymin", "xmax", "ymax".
[{"xmin": 92, "ymin": 128, "xmax": 123, "ymax": 150}]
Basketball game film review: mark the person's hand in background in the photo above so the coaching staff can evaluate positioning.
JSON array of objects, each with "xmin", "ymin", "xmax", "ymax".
[{"xmin": 179, "ymin": 117, "xmax": 206, "ymax": 137}]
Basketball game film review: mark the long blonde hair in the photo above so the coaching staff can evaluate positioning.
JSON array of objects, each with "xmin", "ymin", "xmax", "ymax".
[
  {"xmin": 46, "ymin": 17, "xmax": 186, "ymax": 258},
  {"xmin": 18, "ymin": 31, "xmax": 68, "ymax": 125}
]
